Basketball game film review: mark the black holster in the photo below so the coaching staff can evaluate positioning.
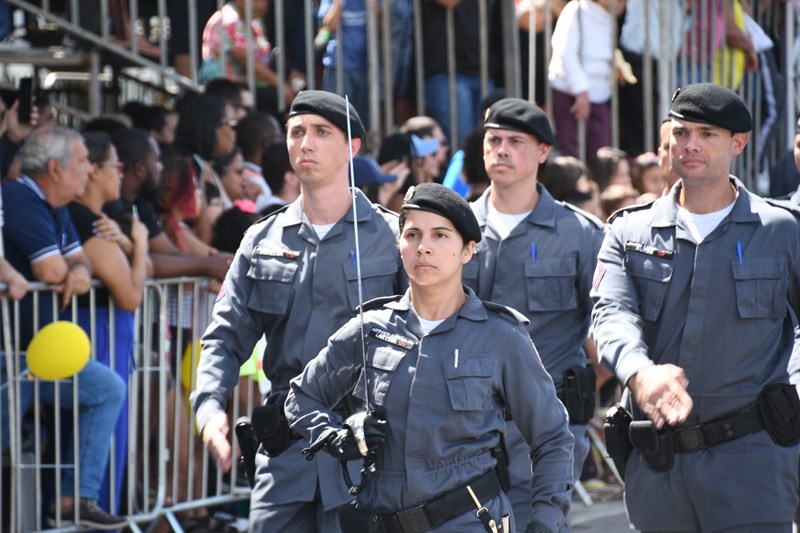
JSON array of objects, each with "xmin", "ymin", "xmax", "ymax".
[
  {"xmin": 338, "ymin": 503, "xmax": 385, "ymax": 533},
  {"xmin": 628, "ymin": 420, "xmax": 674, "ymax": 471},
  {"xmin": 758, "ymin": 383, "xmax": 800, "ymax": 446},
  {"xmin": 251, "ymin": 391, "xmax": 292, "ymax": 457},
  {"xmin": 562, "ymin": 366, "xmax": 596, "ymax": 424},
  {"xmin": 234, "ymin": 417, "xmax": 259, "ymax": 488},
  {"xmin": 603, "ymin": 403, "xmax": 633, "ymax": 479},
  {"xmin": 491, "ymin": 434, "xmax": 511, "ymax": 493}
]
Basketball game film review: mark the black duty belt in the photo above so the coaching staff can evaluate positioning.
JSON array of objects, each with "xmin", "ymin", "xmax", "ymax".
[
  {"xmin": 377, "ymin": 469, "xmax": 502, "ymax": 533},
  {"xmin": 670, "ymin": 406, "xmax": 764, "ymax": 453}
]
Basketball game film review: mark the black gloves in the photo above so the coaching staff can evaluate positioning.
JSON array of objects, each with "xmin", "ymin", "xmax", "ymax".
[
  {"xmin": 524, "ymin": 521, "xmax": 554, "ymax": 533},
  {"xmin": 324, "ymin": 410, "xmax": 387, "ymax": 462}
]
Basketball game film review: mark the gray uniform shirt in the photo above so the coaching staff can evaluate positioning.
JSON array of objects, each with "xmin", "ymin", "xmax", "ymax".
[
  {"xmin": 591, "ymin": 178, "xmax": 800, "ymax": 530},
  {"xmin": 286, "ymin": 288, "xmax": 574, "ymax": 530},
  {"xmin": 191, "ymin": 190, "xmax": 404, "ymax": 509},
  {"xmin": 467, "ymin": 184, "xmax": 604, "ymax": 383}
]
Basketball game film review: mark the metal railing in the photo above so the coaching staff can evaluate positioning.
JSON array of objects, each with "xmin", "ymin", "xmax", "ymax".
[{"xmin": 1, "ymin": 277, "xmax": 262, "ymax": 532}]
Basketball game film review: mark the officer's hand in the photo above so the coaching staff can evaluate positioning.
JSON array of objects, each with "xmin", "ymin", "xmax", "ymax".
[
  {"xmin": 628, "ymin": 364, "xmax": 693, "ymax": 430},
  {"xmin": 324, "ymin": 427, "xmax": 363, "ymax": 461},
  {"xmin": 525, "ymin": 520, "xmax": 554, "ymax": 533},
  {"xmin": 202, "ymin": 412, "xmax": 233, "ymax": 473}
]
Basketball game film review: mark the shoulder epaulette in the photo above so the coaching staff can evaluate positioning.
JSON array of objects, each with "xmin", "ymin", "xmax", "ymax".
[
  {"xmin": 253, "ymin": 204, "xmax": 291, "ymax": 225},
  {"xmin": 483, "ymin": 301, "xmax": 530, "ymax": 325},
  {"xmin": 608, "ymin": 198, "xmax": 657, "ymax": 224},
  {"xmin": 765, "ymin": 197, "xmax": 800, "ymax": 218},
  {"xmin": 559, "ymin": 201, "xmax": 606, "ymax": 230},
  {"xmin": 374, "ymin": 203, "xmax": 400, "ymax": 217},
  {"xmin": 358, "ymin": 294, "xmax": 403, "ymax": 312}
]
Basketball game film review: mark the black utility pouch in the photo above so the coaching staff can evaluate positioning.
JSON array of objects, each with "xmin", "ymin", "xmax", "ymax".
[
  {"xmin": 628, "ymin": 420, "xmax": 674, "ymax": 471},
  {"xmin": 604, "ymin": 403, "xmax": 633, "ymax": 479},
  {"xmin": 251, "ymin": 392, "xmax": 291, "ymax": 456},
  {"xmin": 563, "ymin": 366, "xmax": 597, "ymax": 424},
  {"xmin": 758, "ymin": 383, "xmax": 800, "ymax": 446},
  {"xmin": 338, "ymin": 503, "xmax": 385, "ymax": 533}
]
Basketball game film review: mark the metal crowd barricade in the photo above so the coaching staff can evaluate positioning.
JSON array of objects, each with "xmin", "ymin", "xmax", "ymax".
[{"xmin": 1, "ymin": 277, "xmax": 260, "ymax": 533}]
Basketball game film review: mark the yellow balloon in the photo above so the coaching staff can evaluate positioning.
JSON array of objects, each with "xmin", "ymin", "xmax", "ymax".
[
  {"xmin": 181, "ymin": 338, "xmax": 203, "ymax": 392},
  {"xmin": 26, "ymin": 321, "xmax": 90, "ymax": 380}
]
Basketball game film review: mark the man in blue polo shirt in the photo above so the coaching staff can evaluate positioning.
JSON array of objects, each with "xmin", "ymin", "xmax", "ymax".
[{"xmin": 1, "ymin": 125, "xmax": 128, "ymax": 530}]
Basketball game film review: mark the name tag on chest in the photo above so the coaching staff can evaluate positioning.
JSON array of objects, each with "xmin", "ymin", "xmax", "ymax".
[
  {"xmin": 253, "ymin": 246, "xmax": 302, "ymax": 260},
  {"xmin": 625, "ymin": 241, "xmax": 674, "ymax": 259},
  {"xmin": 368, "ymin": 328, "xmax": 416, "ymax": 350}
]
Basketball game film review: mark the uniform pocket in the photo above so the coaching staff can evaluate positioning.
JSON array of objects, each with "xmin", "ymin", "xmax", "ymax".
[
  {"xmin": 525, "ymin": 256, "xmax": 578, "ymax": 312},
  {"xmin": 624, "ymin": 255, "xmax": 673, "ymax": 322},
  {"xmin": 343, "ymin": 254, "xmax": 399, "ymax": 310},
  {"xmin": 444, "ymin": 355, "xmax": 496, "ymax": 411},
  {"xmin": 246, "ymin": 256, "xmax": 299, "ymax": 315},
  {"xmin": 731, "ymin": 258, "xmax": 787, "ymax": 319},
  {"xmin": 352, "ymin": 346, "xmax": 406, "ymax": 407}
]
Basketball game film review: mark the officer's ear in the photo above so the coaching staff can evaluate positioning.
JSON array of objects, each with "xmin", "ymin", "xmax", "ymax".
[{"xmin": 461, "ymin": 241, "xmax": 476, "ymax": 264}]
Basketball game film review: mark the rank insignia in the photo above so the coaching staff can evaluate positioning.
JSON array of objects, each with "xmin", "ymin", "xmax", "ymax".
[
  {"xmin": 625, "ymin": 241, "xmax": 675, "ymax": 259},
  {"xmin": 254, "ymin": 246, "xmax": 302, "ymax": 260},
  {"xmin": 368, "ymin": 327, "xmax": 416, "ymax": 350}
]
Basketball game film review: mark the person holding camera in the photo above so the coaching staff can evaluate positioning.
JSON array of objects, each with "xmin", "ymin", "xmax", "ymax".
[
  {"xmin": 286, "ymin": 183, "xmax": 574, "ymax": 533},
  {"xmin": 592, "ymin": 83, "xmax": 800, "ymax": 531},
  {"xmin": 191, "ymin": 90, "xmax": 404, "ymax": 532}
]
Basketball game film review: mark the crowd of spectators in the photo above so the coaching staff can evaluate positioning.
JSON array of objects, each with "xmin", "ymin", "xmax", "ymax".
[{"xmin": 0, "ymin": 0, "xmax": 796, "ymax": 529}]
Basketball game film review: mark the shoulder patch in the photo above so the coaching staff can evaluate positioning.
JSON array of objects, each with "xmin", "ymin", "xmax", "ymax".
[
  {"xmin": 253, "ymin": 204, "xmax": 291, "ymax": 225},
  {"xmin": 358, "ymin": 294, "xmax": 403, "ymax": 312},
  {"xmin": 483, "ymin": 301, "xmax": 530, "ymax": 326},
  {"xmin": 560, "ymin": 201, "xmax": 606, "ymax": 230},
  {"xmin": 608, "ymin": 198, "xmax": 657, "ymax": 224}
]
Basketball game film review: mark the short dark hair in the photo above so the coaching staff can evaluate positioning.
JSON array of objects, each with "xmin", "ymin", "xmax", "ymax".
[
  {"xmin": 205, "ymin": 78, "xmax": 247, "ymax": 107},
  {"xmin": 81, "ymin": 131, "xmax": 113, "ymax": 165},
  {"xmin": 175, "ymin": 94, "xmax": 227, "ymax": 160},
  {"xmin": 236, "ymin": 112, "xmax": 282, "ymax": 160},
  {"xmin": 112, "ymin": 127, "xmax": 152, "ymax": 168}
]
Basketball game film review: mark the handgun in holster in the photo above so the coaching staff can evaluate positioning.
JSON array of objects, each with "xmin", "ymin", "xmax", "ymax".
[
  {"xmin": 234, "ymin": 417, "xmax": 259, "ymax": 489},
  {"xmin": 603, "ymin": 402, "xmax": 633, "ymax": 480}
]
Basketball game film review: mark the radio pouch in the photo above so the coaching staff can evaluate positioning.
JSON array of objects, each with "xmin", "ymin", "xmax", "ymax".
[
  {"xmin": 251, "ymin": 392, "xmax": 291, "ymax": 456},
  {"xmin": 758, "ymin": 383, "xmax": 800, "ymax": 446},
  {"xmin": 563, "ymin": 366, "xmax": 596, "ymax": 424}
]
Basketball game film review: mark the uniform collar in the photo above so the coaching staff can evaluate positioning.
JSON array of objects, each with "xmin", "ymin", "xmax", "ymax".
[
  {"xmin": 387, "ymin": 286, "xmax": 488, "ymax": 325},
  {"xmin": 474, "ymin": 183, "xmax": 556, "ymax": 236},
  {"xmin": 276, "ymin": 188, "xmax": 373, "ymax": 229},
  {"xmin": 650, "ymin": 176, "xmax": 760, "ymax": 227}
]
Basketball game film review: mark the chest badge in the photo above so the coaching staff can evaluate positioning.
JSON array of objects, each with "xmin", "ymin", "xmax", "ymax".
[
  {"xmin": 253, "ymin": 246, "xmax": 302, "ymax": 260},
  {"xmin": 625, "ymin": 241, "xmax": 675, "ymax": 259},
  {"xmin": 368, "ymin": 327, "xmax": 416, "ymax": 350}
]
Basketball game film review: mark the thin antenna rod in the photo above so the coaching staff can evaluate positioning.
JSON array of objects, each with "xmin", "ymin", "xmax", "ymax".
[{"xmin": 345, "ymin": 96, "xmax": 370, "ymax": 413}]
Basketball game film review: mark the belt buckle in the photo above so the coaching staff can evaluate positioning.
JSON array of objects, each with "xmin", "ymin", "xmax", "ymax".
[
  {"xmin": 395, "ymin": 506, "xmax": 432, "ymax": 532},
  {"xmin": 678, "ymin": 426, "xmax": 705, "ymax": 452}
]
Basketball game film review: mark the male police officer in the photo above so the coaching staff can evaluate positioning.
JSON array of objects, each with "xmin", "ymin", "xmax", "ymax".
[
  {"xmin": 191, "ymin": 90, "xmax": 404, "ymax": 532},
  {"xmin": 465, "ymin": 98, "xmax": 604, "ymax": 530},
  {"xmin": 592, "ymin": 83, "xmax": 800, "ymax": 531}
]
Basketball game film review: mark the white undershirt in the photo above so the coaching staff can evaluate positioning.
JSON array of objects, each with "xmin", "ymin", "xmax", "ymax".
[
  {"xmin": 312, "ymin": 223, "xmax": 336, "ymax": 239},
  {"xmin": 487, "ymin": 204, "xmax": 531, "ymax": 240},
  {"xmin": 417, "ymin": 316, "xmax": 445, "ymax": 335},
  {"xmin": 677, "ymin": 201, "xmax": 736, "ymax": 243}
]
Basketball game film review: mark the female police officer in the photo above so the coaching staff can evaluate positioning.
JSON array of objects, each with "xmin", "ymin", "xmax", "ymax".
[{"xmin": 285, "ymin": 183, "xmax": 574, "ymax": 533}]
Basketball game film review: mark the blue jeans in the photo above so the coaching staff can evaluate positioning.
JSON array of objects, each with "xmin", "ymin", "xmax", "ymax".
[
  {"xmin": 1, "ymin": 355, "xmax": 125, "ymax": 499},
  {"xmin": 0, "ymin": 1, "xmax": 10, "ymax": 39},
  {"xmin": 424, "ymin": 73, "xmax": 489, "ymax": 149}
]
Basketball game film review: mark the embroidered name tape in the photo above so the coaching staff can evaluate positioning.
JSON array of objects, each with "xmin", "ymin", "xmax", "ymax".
[
  {"xmin": 254, "ymin": 246, "xmax": 302, "ymax": 260},
  {"xmin": 368, "ymin": 327, "xmax": 416, "ymax": 350},
  {"xmin": 625, "ymin": 241, "xmax": 674, "ymax": 259}
]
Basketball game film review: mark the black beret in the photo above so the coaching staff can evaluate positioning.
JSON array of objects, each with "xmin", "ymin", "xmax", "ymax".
[
  {"xmin": 483, "ymin": 97, "xmax": 555, "ymax": 145},
  {"xmin": 401, "ymin": 183, "xmax": 482, "ymax": 243},
  {"xmin": 288, "ymin": 90, "xmax": 365, "ymax": 139},
  {"xmin": 669, "ymin": 83, "xmax": 752, "ymax": 133}
]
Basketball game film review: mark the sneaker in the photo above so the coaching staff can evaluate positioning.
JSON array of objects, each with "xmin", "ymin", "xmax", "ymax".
[
  {"xmin": 46, "ymin": 498, "xmax": 129, "ymax": 531},
  {"xmin": 0, "ymin": 35, "xmax": 31, "ymax": 50}
]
